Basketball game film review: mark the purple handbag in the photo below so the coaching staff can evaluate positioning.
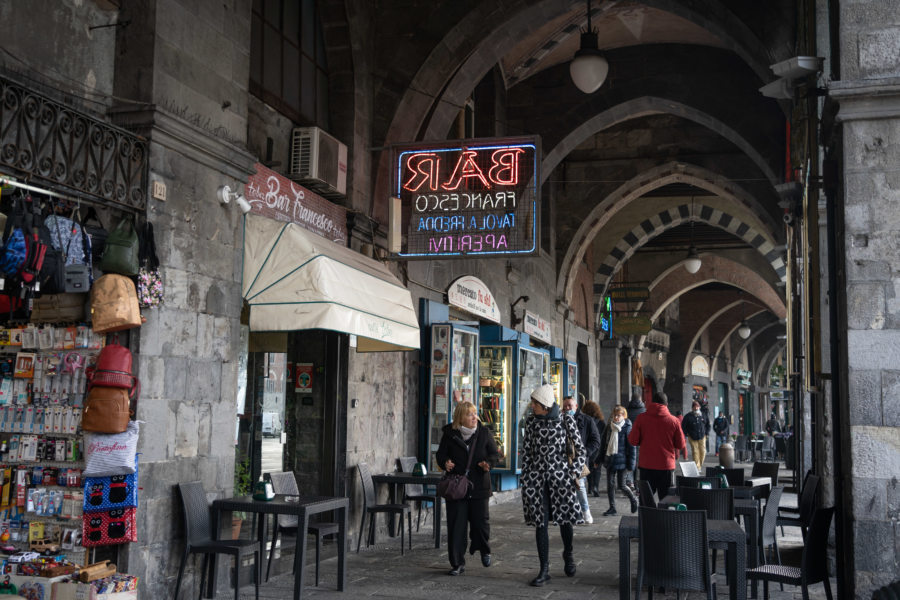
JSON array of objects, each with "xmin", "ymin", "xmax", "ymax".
[{"xmin": 436, "ymin": 436, "xmax": 475, "ymax": 500}]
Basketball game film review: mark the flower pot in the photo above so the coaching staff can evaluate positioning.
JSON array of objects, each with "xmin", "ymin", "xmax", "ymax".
[{"xmin": 231, "ymin": 517, "xmax": 243, "ymax": 540}]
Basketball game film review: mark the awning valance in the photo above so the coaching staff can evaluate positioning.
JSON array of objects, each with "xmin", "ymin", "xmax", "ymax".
[{"xmin": 241, "ymin": 214, "xmax": 420, "ymax": 351}]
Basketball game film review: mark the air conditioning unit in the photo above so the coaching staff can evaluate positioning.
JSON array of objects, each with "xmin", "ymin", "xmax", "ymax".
[{"xmin": 289, "ymin": 126, "xmax": 347, "ymax": 198}]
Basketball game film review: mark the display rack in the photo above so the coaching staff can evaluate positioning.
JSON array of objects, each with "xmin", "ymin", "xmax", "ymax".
[{"xmin": 478, "ymin": 346, "xmax": 512, "ymax": 470}]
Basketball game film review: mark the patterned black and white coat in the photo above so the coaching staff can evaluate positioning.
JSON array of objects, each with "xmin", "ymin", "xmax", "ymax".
[{"xmin": 520, "ymin": 404, "xmax": 586, "ymax": 526}]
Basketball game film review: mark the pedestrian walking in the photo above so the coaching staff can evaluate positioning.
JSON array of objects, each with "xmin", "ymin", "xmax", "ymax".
[
  {"xmin": 581, "ymin": 400, "xmax": 606, "ymax": 497},
  {"xmin": 435, "ymin": 401, "xmax": 500, "ymax": 576},
  {"xmin": 599, "ymin": 405, "xmax": 638, "ymax": 516},
  {"xmin": 562, "ymin": 395, "xmax": 601, "ymax": 523},
  {"xmin": 626, "ymin": 393, "xmax": 646, "ymax": 489},
  {"xmin": 521, "ymin": 384, "xmax": 585, "ymax": 586},
  {"xmin": 627, "ymin": 392, "xmax": 685, "ymax": 497},
  {"xmin": 682, "ymin": 400, "xmax": 710, "ymax": 471},
  {"xmin": 713, "ymin": 412, "xmax": 729, "ymax": 454}
]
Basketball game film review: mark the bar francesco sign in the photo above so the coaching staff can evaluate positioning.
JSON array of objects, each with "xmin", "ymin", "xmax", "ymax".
[
  {"xmin": 244, "ymin": 163, "xmax": 348, "ymax": 243},
  {"xmin": 392, "ymin": 136, "xmax": 540, "ymax": 258},
  {"xmin": 447, "ymin": 276, "xmax": 501, "ymax": 323}
]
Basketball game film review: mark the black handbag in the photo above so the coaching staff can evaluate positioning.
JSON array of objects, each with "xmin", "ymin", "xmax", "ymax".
[{"xmin": 436, "ymin": 435, "xmax": 475, "ymax": 500}]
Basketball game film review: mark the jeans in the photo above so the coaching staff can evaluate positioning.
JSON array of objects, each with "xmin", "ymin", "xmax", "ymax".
[
  {"xmin": 715, "ymin": 433, "xmax": 727, "ymax": 453},
  {"xmin": 606, "ymin": 468, "xmax": 637, "ymax": 511},
  {"xmin": 575, "ymin": 477, "xmax": 591, "ymax": 515}
]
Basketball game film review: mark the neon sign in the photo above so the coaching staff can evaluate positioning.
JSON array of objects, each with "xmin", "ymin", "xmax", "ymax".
[{"xmin": 392, "ymin": 136, "xmax": 540, "ymax": 258}]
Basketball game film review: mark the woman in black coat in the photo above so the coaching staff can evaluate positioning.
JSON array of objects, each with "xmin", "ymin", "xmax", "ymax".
[
  {"xmin": 581, "ymin": 400, "xmax": 606, "ymax": 496},
  {"xmin": 599, "ymin": 405, "xmax": 637, "ymax": 516},
  {"xmin": 435, "ymin": 401, "xmax": 499, "ymax": 576}
]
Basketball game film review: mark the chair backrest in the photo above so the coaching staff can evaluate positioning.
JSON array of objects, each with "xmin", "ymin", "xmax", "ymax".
[
  {"xmin": 760, "ymin": 486, "xmax": 784, "ymax": 546},
  {"xmin": 734, "ymin": 434, "xmax": 747, "ymax": 451},
  {"xmin": 177, "ymin": 481, "xmax": 213, "ymax": 545},
  {"xmin": 751, "ymin": 461, "xmax": 780, "ymax": 485},
  {"xmin": 266, "ymin": 471, "xmax": 300, "ymax": 496},
  {"xmin": 679, "ymin": 461, "xmax": 700, "ymax": 477},
  {"xmin": 397, "ymin": 457, "xmax": 424, "ymax": 496},
  {"xmin": 639, "ymin": 480, "xmax": 658, "ymax": 509},
  {"xmin": 801, "ymin": 506, "xmax": 835, "ymax": 584},
  {"xmin": 705, "ymin": 467, "xmax": 744, "ymax": 487},
  {"xmin": 676, "ymin": 475, "xmax": 721, "ymax": 490},
  {"xmin": 798, "ymin": 474, "xmax": 821, "ymax": 525},
  {"xmin": 638, "ymin": 507, "xmax": 710, "ymax": 592},
  {"xmin": 762, "ymin": 436, "xmax": 776, "ymax": 451},
  {"xmin": 357, "ymin": 462, "xmax": 377, "ymax": 508},
  {"xmin": 679, "ymin": 487, "xmax": 734, "ymax": 521}
]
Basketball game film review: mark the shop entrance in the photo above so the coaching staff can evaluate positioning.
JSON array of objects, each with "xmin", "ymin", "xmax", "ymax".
[{"xmin": 239, "ymin": 330, "xmax": 348, "ymax": 498}]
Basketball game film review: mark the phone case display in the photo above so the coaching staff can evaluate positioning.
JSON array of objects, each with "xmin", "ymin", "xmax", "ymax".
[
  {"xmin": 478, "ymin": 346, "xmax": 512, "ymax": 470},
  {"xmin": 426, "ymin": 324, "xmax": 479, "ymax": 471},
  {"xmin": 549, "ymin": 359, "xmax": 578, "ymax": 403},
  {"xmin": 549, "ymin": 361, "xmax": 563, "ymax": 403}
]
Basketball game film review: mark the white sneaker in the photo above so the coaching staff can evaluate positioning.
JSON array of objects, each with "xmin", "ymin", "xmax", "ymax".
[{"xmin": 583, "ymin": 511, "xmax": 594, "ymax": 524}]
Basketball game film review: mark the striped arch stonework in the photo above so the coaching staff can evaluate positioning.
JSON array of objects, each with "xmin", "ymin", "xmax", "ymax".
[{"xmin": 591, "ymin": 203, "xmax": 786, "ymax": 319}]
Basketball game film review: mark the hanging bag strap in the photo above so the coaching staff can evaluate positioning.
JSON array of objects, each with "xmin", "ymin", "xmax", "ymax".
[
  {"xmin": 461, "ymin": 431, "xmax": 476, "ymax": 477},
  {"xmin": 139, "ymin": 222, "xmax": 159, "ymax": 270}
]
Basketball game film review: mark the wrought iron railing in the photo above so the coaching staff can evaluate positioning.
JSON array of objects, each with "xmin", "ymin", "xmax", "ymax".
[{"xmin": 0, "ymin": 73, "xmax": 147, "ymax": 210}]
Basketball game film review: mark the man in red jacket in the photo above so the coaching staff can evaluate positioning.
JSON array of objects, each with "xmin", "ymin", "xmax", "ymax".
[{"xmin": 627, "ymin": 392, "xmax": 686, "ymax": 497}]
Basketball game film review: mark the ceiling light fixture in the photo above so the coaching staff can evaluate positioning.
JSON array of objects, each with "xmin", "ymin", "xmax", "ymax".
[
  {"xmin": 569, "ymin": 0, "xmax": 608, "ymax": 94},
  {"xmin": 737, "ymin": 294, "xmax": 751, "ymax": 339},
  {"xmin": 684, "ymin": 198, "xmax": 702, "ymax": 273}
]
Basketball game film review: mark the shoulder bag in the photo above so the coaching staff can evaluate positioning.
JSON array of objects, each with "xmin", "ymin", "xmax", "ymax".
[
  {"xmin": 436, "ymin": 435, "xmax": 475, "ymax": 500},
  {"xmin": 566, "ymin": 425, "xmax": 591, "ymax": 479}
]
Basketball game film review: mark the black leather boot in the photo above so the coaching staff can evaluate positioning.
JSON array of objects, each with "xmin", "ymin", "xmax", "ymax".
[
  {"xmin": 530, "ymin": 526, "xmax": 551, "ymax": 586},
  {"xmin": 561, "ymin": 523, "xmax": 576, "ymax": 576}
]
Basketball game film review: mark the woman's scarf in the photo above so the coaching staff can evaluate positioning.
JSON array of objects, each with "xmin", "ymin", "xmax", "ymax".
[
  {"xmin": 460, "ymin": 424, "xmax": 477, "ymax": 441},
  {"xmin": 606, "ymin": 420, "xmax": 622, "ymax": 457}
]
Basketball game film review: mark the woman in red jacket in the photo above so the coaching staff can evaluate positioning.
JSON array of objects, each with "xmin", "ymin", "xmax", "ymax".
[{"xmin": 627, "ymin": 392, "xmax": 686, "ymax": 497}]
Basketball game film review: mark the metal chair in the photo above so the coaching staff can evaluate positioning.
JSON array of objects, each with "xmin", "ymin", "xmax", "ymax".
[
  {"xmin": 174, "ymin": 481, "xmax": 261, "ymax": 600},
  {"xmin": 705, "ymin": 466, "xmax": 744, "ymax": 487},
  {"xmin": 397, "ymin": 456, "xmax": 440, "ymax": 532},
  {"xmin": 751, "ymin": 461, "xmax": 781, "ymax": 486},
  {"xmin": 777, "ymin": 470, "xmax": 812, "ymax": 535},
  {"xmin": 746, "ymin": 506, "xmax": 835, "ymax": 600},
  {"xmin": 263, "ymin": 471, "xmax": 338, "ymax": 586},
  {"xmin": 777, "ymin": 473, "xmax": 820, "ymax": 540},
  {"xmin": 760, "ymin": 486, "xmax": 785, "ymax": 580},
  {"xmin": 638, "ymin": 480, "xmax": 658, "ymax": 508},
  {"xmin": 636, "ymin": 507, "xmax": 715, "ymax": 600},
  {"xmin": 733, "ymin": 435, "xmax": 749, "ymax": 462},
  {"xmin": 679, "ymin": 487, "xmax": 735, "ymax": 574},
  {"xmin": 760, "ymin": 436, "xmax": 777, "ymax": 461},
  {"xmin": 356, "ymin": 462, "xmax": 411, "ymax": 554}
]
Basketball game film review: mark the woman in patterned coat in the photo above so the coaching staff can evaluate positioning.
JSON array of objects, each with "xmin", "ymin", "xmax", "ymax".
[{"xmin": 520, "ymin": 384, "xmax": 586, "ymax": 587}]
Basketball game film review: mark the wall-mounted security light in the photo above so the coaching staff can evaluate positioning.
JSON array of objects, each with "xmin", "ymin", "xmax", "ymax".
[
  {"xmin": 760, "ymin": 56, "xmax": 824, "ymax": 99},
  {"xmin": 217, "ymin": 184, "xmax": 252, "ymax": 214}
]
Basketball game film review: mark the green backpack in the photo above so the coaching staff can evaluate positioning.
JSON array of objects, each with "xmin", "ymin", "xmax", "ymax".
[{"xmin": 99, "ymin": 216, "xmax": 140, "ymax": 276}]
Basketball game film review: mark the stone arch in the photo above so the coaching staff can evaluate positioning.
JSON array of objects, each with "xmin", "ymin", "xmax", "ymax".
[
  {"xmin": 681, "ymin": 305, "xmax": 769, "ymax": 376},
  {"xmin": 559, "ymin": 162, "xmax": 782, "ymax": 306},
  {"xmin": 726, "ymin": 319, "xmax": 784, "ymax": 373},
  {"xmin": 755, "ymin": 342, "xmax": 787, "ymax": 389}
]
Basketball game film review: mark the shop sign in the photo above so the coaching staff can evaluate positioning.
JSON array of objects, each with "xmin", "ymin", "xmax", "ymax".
[
  {"xmin": 613, "ymin": 315, "xmax": 652, "ymax": 336},
  {"xmin": 392, "ymin": 136, "xmax": 540, "ymax": 258},
  {"xmin": 691, "ymin": 355, "xmax": 710, "ymax": 378},
  {"xmin": 447, "ymin": 276, "xmax": 501, "ymax": 323},
  {"xmin": 244, "ymin": 163, "xmax": 348, "ymax": 243},
  {"xmin": 609, "ymin": 286, "xmax": 650, "ymax": 302},
  {"xmin": 523, "ymin": 310, "xmax": 551, "ymax": 344},
  {"xmin": 295, "ymin": 363, "xmax": 313, "ymax": 393}
]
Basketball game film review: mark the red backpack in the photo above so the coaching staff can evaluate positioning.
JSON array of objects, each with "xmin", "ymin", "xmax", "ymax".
[{"xmin": 86, "ymin": 343, "xmax": 140, "ymax": 400}]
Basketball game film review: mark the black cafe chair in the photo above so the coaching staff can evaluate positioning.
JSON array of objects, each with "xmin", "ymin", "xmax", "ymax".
[
  {"xmin": 680, "ymin": 487, "xmax": 734, "ymax": 574},
  {"xmin": 636, "ymin": 507, "xmax": 715, "ymax": 600},
  {"xmin": 777, "ymin": 473, "xmax": 820, "ymax": 540},
  {"xmin": 356, "ymin": 462, "xmax": 412, "ymax": 554},
  {"xmin": 639, "ymin": 480, "xmax": 658, "ymax": 509},
  {"xmin": 174, "ymin": 481, "xmax": 261, "ymax": 600},
  {"xmin": 397, "ymin": 456, "xmax": 440, "ymax": 531},
  {"xmin": 706, "ymin": 466, "xmax": 745, "ymax": 487},
  {"xmin": 263, "ymin": 471, "xmax": 338, "ymax": 586},
  {"xmin": 751, "ymin": 461, "xmax": 781, "ymax": 487},
  {"xmin": 746, "ymin": 506, "xmax": 835, "ymax": 600}
]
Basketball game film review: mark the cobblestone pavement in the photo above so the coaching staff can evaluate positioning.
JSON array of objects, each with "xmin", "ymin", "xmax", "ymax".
[{"xmin": 240, "ymin": 459, "xmax": 834, "ymax": 599}]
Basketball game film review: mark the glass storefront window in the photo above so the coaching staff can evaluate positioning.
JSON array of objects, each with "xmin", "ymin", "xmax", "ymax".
[{"xmin": 478, "ymin": 346, "xmax": 511, "ymax": 469}]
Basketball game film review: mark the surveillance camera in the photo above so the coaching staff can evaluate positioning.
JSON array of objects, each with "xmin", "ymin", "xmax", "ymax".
[
  {"xmin": 782, "ymin": 213, "xmax": 793, "ymax": 225},
  {"xmin": 236, "ymin": 195, "xmax": 252, "ymax": 214}
]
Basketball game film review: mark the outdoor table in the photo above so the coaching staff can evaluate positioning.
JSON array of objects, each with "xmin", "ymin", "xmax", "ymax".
[
  {"xmin": 749, "ymin": 439, "xmax": 763, "ymax": 461},
  {"xmin": 618, "ymin": 515, "xmax": 746, "ymax": 600},
  {"xmin": 210, "ymin": 494, "xmax": 349, "ymax": 600},
  {"xmin": 371, "ymin": 472, "xmax": 444, "ymax": 548},
  {"xmin": 662, "ymin": 494, "xmax": 761, "ymax": 596}
]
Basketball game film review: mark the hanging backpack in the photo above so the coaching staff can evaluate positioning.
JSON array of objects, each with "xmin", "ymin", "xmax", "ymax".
[
  {"xmin": 35, "ymin": 210, "xmax": 66, "ymax": 295},
  {"xmin": 0, "ymin": 195, "xmax": 28, "ymax": 280},
  {"xmin": 86, "ymin": 342, "xmax": 140, "ymax": 400},
  {"xmin": 90, "ymin": 274, "xmax": 142, "ymax": 333},
  {"xmin": 99, "ymin": 216, "xmax": 139, "ymax": 276}
]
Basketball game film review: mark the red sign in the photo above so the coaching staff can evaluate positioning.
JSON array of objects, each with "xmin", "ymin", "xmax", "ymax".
[
  {"xmin": 295, "ymin": 363, "xmax": 313, "ymax": 393},
  {"xmin": 244, "ymin": 163, "xmax": 348, "ymax": 242}
]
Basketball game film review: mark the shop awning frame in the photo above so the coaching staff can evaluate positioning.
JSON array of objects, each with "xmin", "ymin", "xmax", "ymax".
[{"xmin": 241, "ymin": 214, "xmax": 420, "ymax": 352}]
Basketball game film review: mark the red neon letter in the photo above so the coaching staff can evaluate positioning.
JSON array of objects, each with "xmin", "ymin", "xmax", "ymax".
[
  {"xmin": 442, "ymin": 150, "xmax": 490, "ymax": 190},
  {"xmin": 488, "ymin": 148, "xmax": 524, "ymax": 186},
  {"xmin": 403, "ymin": 153, "xmax": 440, "ymax": 192}
]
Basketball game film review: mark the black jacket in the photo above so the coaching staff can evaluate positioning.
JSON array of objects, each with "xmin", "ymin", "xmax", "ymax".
[
  {"xmin": 574, "ymin": 411, "xmax": 602, "ymax": 459},
  {"xmin": 435, "ymin": 423, "xmax": 499, "ymax": 499},
  {"xmin": 713, "ymin": 415, "xmax": 729, "ymax": 436},
  {"xmin": 681, "ymin": 411, "xmax": 710, "ymax": 441}
]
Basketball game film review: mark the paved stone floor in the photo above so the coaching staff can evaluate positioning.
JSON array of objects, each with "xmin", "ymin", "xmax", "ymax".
[{"xmin": 238, "ymin": 458, "xmax": 835, "ymax": 599}]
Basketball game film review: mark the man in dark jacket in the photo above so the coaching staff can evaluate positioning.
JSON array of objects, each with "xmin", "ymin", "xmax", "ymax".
[
  {"xmin": 682, "ymin": 400, "xmax": 710, "ymax": 471},
  {"xmin": 563, "ymin": 395, "xmax": 601, "ymax": 523},
  {"xmin": 713, "ymin": 412, "xmax": 729, "ymax": 454}
]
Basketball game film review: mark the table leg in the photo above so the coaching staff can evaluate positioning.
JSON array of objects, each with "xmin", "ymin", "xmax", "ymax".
[
  {"xmin": 432, "ymin": 497, "xmax": 441, "ymax": 549},
  {"xmin": 386, "ymin": 483, "xmax": 398, "ymax": 537},
  {"xmin": 256, "ymin": 513, "xmax": 267, "ymax": 589},
  {"xmin": 747, "ymin": 510, "xmax": 759, "ymax": 599},
  {"xmin": 208, "ymin": 510, "xmax": 221, "ymax": 599},
  {"xmin": 733, "ymin": 536, "xmax": 746, "ymax": 600},
  {"xmin": 337, "ymin": 504, "xmax": 346, "ymax": 591},
  {"xmin": 293, "ymin": 508, "xmax": 310, "ymax": 600},
  {"xmin": 619, "ymin": 533, "xmax": 631, "ymax": 600}
]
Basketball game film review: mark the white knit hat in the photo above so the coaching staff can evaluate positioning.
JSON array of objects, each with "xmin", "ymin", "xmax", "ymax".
[{"xmin": 530, "ymin": 384, "xmax": 556, "ymax": 408}]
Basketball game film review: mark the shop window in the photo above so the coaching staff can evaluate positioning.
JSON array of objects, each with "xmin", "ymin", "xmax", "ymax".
[{"xmin": 250, "ymin": 0, "xmax": 329, "ymax": 128}]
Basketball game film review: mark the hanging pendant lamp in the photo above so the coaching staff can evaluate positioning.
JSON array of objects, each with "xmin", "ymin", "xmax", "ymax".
[
  {"xmin": 737, "ymin": 293, "xmax": 751, "ymax": 338},
  {"xmin": 569, "ymin": 0, "xmax": 609, "ymax": 93},
  {"xmin": 684, "ymin": 200, "xmax": 702, "ymax": 273}
]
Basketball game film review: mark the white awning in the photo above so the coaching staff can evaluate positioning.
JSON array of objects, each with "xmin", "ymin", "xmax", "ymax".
[{"xmin": 241, "ymin": 214, "xmax": 420, "ymax": 351}]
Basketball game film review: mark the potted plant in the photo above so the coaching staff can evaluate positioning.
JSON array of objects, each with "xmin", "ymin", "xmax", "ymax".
[{"xmin": 232, "ymin": 456, "xmax": 252, "ymax": 539}]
